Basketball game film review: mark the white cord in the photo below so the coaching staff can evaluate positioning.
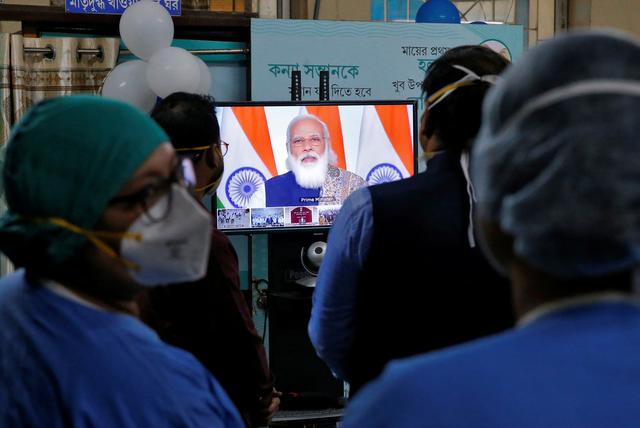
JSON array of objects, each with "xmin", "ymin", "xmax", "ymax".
[{"xmin": 459, "ymin": 151, "xmax": 476, "ymax": 248}]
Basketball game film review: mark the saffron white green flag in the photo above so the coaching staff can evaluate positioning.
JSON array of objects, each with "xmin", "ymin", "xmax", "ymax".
[
  {"xmin": 217, "ymin": 106, "xmax": 278, "ymax": 208},
  {"xmin": 356, "ymin": 105, "xmax": 414, "ymax": 185}
]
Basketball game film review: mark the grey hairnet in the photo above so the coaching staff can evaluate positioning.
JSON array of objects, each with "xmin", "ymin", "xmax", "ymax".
[{"xmin": 472, "ymin": 30, "xmax": 640, "ymax": 278}]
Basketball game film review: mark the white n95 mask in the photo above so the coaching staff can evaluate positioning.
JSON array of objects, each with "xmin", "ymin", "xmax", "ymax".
[{"xmin": 121, "ymin": 184, "xmax": 212, "ymax": 286}]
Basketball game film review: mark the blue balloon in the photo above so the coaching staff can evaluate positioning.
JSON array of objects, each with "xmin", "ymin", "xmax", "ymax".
[{"xmin": 415, "ymin": 0, "xmax": 461, "ymax": 24}]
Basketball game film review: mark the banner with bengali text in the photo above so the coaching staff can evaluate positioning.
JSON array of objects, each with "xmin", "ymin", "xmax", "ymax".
[
  {"xmin": 251, "ymin": 19, "xmax": 523, "ymax": 110},
  {"xmin": 66, "ymin": 0, "xmax": 181, "ymax": 16}
]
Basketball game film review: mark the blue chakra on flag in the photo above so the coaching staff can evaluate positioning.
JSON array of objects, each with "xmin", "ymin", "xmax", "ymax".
[
  {"xmin": 366, "ymin": 163, "xmax": 402, "ymax": 185},
  {"xmin": 226, "ymin": 167, "xmax": 267, "ymax": 208}
]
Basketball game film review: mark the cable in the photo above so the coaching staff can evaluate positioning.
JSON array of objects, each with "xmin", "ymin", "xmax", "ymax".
[
  {"xmin": 479, "ymin": 1, "xmax": 488, "ymax": 21},
  {"xmin": 262, "ymin": 309, "xmax": 268, "ymax": 343},
  {"xmin": 505, "ymin": 0, "xmax": 515, "ymax": 23}
]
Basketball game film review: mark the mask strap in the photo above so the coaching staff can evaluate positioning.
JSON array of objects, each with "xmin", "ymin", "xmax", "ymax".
[
  {"xmin": 459, "ymin": 151, "xmax": 476, "ymax": 248},
  {"xmin": 451, "ymin": 65, "xmax": 500, "ymax": 84},
  {"xmin": 427, "ymin": 80, "xmax": 476, "ymax": 109},
  {"xmin": 195, "ymin": 180, "xmax": 218, "ymax": 193},
  {"xmin": 484, "ymin": 79, "xmax": 640, "ymax": 150},
  {"xmin": 427, "ymin": 64, "xmax": 500, "ymax": 110},
  {"xmin": 32, "ymin": 217, "xmax": 142, "ymax": 270}
]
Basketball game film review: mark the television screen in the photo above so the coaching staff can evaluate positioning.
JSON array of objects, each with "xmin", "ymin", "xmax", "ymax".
[{"xmin": 214, "ymin": 101, "xmax": 418, "ymax": 232}]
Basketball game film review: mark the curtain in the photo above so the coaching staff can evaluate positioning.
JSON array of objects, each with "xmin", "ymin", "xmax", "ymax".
[
  {"xmin": 1, "ymin": 34, "xmax": 10, "ymax": 147},
  {"xmin": 0, "ymin": 35, "xmax": 119, "ymax": 276},
  {"xmin": 9, "ymin": 35, "xmax": 118, "ymax": 124},
  {"xmin": 0, "ymin": 34, "xmax": 10, "ymax": 277}
]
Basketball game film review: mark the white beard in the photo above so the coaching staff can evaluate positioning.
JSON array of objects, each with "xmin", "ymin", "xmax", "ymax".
[{"xmin": 286, "ymin": 150, "xmax": 329, "ymax": 189}]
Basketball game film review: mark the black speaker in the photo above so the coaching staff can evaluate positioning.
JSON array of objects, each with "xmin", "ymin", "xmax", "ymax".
[{"xmin": 267, "ymin": 231, "xmax": 343, "ymax": 408}]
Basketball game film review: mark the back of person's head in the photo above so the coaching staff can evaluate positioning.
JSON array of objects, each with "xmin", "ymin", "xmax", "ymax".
[
  {"xmin": 472, "ymin": 30, "xmax": 640, "ymax": 280},
  {"xmin": 423, "ymin": 45, "xmax": 509, "ymax": 152},
  {"xmin": 151, "ymin": 92, "xmax": 219, "ymax": 150},
  {"xmin": 0, "ymin": 95, "xmax": 167, "ymax": 275}
]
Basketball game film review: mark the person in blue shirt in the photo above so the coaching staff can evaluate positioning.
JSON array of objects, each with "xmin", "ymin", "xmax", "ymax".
[
  {"xmin": 264, "ymin": 114, "xmax": 365, "ymax": 207},
  {"xmin": 0, "ymin": 95, "xmax": 244, "ymax": 428},
  {"xmin": 308, "ymin": 45, "xmax": 514, "ymax": 393},
  {"xmin": 342, "ymin": 30, "xmax": 640, "ymax": 428}
]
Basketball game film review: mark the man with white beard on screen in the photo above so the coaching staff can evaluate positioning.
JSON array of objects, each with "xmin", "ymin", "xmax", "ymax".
[{"xmin": 264, "ymin": 115, "xmax": 366, "ymax": 207}]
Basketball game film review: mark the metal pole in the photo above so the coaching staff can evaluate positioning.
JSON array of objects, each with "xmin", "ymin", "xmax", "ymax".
[
  {"xmin": 161, "ymin": 48, "xmax": 250, "ymax": 56},
  {"xmin": 24, "ymin": 47, "xmax": 250, "ymax": 56},
  {"xmin": 384, "ymin": 0, "xmax": 388, "ymax": 21},
  {"xmin": 277, "ymin": 0, "xmax": 283, "ymax": 18},
  {"xmin": 22, "ymin": 47, "xmax": 54, "ymax": 54},
  {"xmin": 555, "ymin": 0, "xmax": 568, "ymax": 31},
  {"xmin": 313, "ymin": 0, "xmax": 321, "ymax": 20},
  {"xmin": 515, "ymin": 0, "xmax": 530, "ymax": 45}
]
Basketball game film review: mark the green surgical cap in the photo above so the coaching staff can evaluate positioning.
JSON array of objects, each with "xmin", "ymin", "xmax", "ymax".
[{"xmin": 0, "ymin": 95, "xmax": 168, "ymax": 271}]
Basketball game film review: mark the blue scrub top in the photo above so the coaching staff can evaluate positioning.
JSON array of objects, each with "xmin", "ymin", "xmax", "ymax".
[{"xmin": 0, "ymin": 270, "xmax": 244, "ymax": 428}]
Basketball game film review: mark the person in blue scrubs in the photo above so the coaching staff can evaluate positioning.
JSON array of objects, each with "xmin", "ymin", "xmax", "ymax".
[
  {"xmin": 342, "ymin": 30, "xmax": 640, "ymax": 427},
  {"xmin": 0, "ymin": 96, "xmax": 244, "ymax": 428}
]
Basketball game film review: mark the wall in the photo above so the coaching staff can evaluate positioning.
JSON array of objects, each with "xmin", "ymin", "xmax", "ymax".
[
  {"xmin": 569, "ymin": 0, "xmax": 640, "ymax": 38},
  {"xmin": 528, "ymin": 0, "xmax": 556, "ymax": 46},
  {"xmin": 589, "ymin": 0, "xmax": 640, "ymax": 38},
  {"xmin": 305, "ymin": 0, "xmax": 371, "ymax": 20},
  {"xmin": 292, "ymin": 0, "xmax": 540, "ymax": 47},
  {"xmin": 568, "ymin": 0, "xmax": 590, "ymax": 28},
  {"xmin": 307, "ymin": 0, "xmax": 522, "ymax": 23}
]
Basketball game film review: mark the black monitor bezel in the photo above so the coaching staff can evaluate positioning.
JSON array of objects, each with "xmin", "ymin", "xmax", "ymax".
[{"xmin": 214, "ymin": 99, "xmax": 419, "ymax": 235}]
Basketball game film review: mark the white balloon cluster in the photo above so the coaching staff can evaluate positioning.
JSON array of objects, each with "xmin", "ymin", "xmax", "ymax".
[{"xmin": 101, "ymin": 0, "xmax": 212, "ymax": 112}]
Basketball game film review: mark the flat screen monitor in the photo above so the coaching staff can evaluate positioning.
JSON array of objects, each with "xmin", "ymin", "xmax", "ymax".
[{"xmin": 214, "ymin": 100, "xmax": 418, "ymax": 232}]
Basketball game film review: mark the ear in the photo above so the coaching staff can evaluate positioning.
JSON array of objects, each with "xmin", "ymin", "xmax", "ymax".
[
  {"xmin": 419, "ymin": 109, "xmax": 429, "ymax": 152},
  {"xmin": 419, "ymin": 109, "xmax": 439, "ymax": 153},
  {"xmin": 477, "ymin": 218, "xmax": 514, "ymax": 277},
  {"xmin": 204, "ymin": 145, "xmax": 217, "ymax": 169}
]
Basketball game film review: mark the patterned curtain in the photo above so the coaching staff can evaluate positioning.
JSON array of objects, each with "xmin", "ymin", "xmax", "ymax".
[
  {"xmin": 0, "ymin": 35, "xmax": 119, "ymax": 276},
  {"xmin": 0, "ymin": 34, "xmax": 10, "ymax": 148},
  {"xmin": 0, "ymin": 34, "xmax": 11, "ymax": 277},
  {"xmin": 10, "ymin": 35, "xmax": 119, "ymax": 123}
]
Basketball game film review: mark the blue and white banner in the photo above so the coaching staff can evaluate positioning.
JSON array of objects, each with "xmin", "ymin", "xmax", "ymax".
[
  {"xmin": 251, "ymin": 19, "xmax": 523, "ymax": 171},
  {"xmin": 251, "ymin": 19, "xmax": 523, "ymax": 108},
  {"xmin": 66, "ymin": 0, "xmax": 181, "ymax": 16}
]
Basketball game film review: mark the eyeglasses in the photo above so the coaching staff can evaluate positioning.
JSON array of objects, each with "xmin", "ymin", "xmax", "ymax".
[
  {"xmin": 219, "ymin": 140, "xmax": 229, "ymax": 157},
  {"xmin": 174, "ymin": 140, "xmax": 229, "ymax": 159},
  {"xmin": 108, "ymin": 157, "xmax": 195, "ymax": 223},
  {"xmin": 290, "ymin": 135, "xmax": 324, "ymax": 148}
]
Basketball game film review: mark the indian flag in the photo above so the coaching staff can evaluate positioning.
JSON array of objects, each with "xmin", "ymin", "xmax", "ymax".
[
  {"xmin": 217, "ymin": 106, "xmax": 278, "ymax": 208},
  {"xmin": 356, "ymin": 105, "xmax": 414, "ymax": 185}
]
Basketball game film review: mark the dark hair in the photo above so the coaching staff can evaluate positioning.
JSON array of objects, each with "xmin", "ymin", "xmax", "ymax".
[
  {"xmin": 151, "ymin": 92, "xmax": 220, "ymax": 151},
  {"xmin": 423, "ymin": 45, "xmax": 509, "ymax": 152}
]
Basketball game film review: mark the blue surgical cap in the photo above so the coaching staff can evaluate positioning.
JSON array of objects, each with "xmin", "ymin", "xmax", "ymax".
[{"xmin": 472, "ymin": 30, "xmax": 640, "ymax": 278}]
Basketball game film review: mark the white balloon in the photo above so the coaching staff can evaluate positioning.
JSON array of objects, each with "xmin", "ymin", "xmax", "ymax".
[
  {"xmin": 147, "ymin": 47, "xmax": 200, "ymax": 98},
  {"xmin": 195, "ymin": 56, "xmax": 212, "ymax": 95},
  {"xmin": 119, "ymin": 0, "xmax": 174, "ymax": 61},
  {"xmin": 101, "ymin": 60, "xmax": 157, "ymax": 112}
]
